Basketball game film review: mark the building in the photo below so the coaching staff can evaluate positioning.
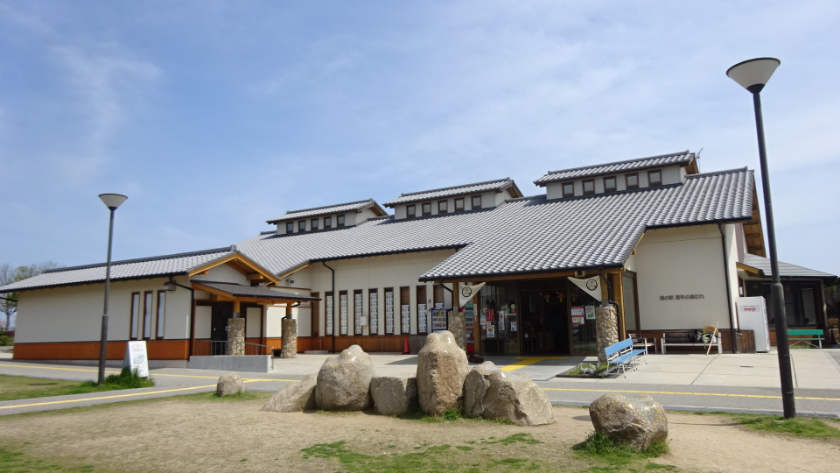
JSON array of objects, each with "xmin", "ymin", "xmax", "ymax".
[{"xmin": 2, "ymin": 151, "xmax": 835, "ymax": 365}]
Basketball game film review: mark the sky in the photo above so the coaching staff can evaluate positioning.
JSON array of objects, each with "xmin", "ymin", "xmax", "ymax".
[{"xmin": 1, "ymin": 1, "xmax": 838, "ymax": 279}]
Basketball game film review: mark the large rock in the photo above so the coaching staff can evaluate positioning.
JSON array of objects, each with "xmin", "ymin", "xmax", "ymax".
[
  {"xmin": 370, "ymin": 376, "xmax": 418, "ymax": 416},
  {"xmin": 261, "ymin": 373, "xmax": 318, "ymax": 412},
  {"xmin": 589, "ymin": 393, "xmax": 668, "ymax": 451},
  {"xmin": 463, "ymin": 361, "xmax": 555, "ymax": 426},
  {"xmin": 216, "ymin": 372, "xmax": 246, "ymax": 396},
  {"xmin": 316, "ymin": 345, "xmax": 374, "ymax": 411},
  {"xmin": 416, "ymin": 330, "xmax": 469, "ymax": 416}
]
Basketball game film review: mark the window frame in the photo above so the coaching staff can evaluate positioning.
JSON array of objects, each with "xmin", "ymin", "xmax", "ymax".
[
  {"xmin": 337, "ymin": 214, "xmax": 345, "ymax": 227},
  {"xmin": 582, "ymin": 179, "xmax": 595, "ymax": 196},
  {"xmin": 406, "ymin": 204, "xmax": 416, "ymax": 218},
  {"xmin": 562, "ymin": 182, "xmax": 575, "ymax": 198},
  {"xmin": 130, "ymin": 292, "xmax": 141, "ymax": 340},
  {"xmin": 471, "ymin": 195, "xmax": 482, "ymax": 210},
  {"xmin": 454, "ymin": 197, "xmax": 464, "ymax": 212},
  {"xmin": 422, "ymin": 202, "xmax": 432, "ymax": 216},
  {"xmin": 626, "ymin": 173, "xmax": 639, "ymax": 190},
  {"xmin": 438, "ymin": 200, "xmax": 448, "ymax": 214},
  {"xmin": 310, "ymin": 218, "xmax": 319, "ymax": 231},
  {"xmin": 368, "ymin": 289, "xmax": 379, "ymax": 335},
  {"xmin": 285, "ymin": 221, "xmax": 294, "ymax": 233},
  {"xmin": 156, "ymin": 290, "xmax": 166, "ymax": 339},
  {"xmin": 324, "ymin": 216, "xmax": 332, "ymax": 229},
  {"xmin": 648, "ymin": 169, "xmax": 662, "ymax": 187},
  {"xmin": 298, "ymin": 220, "xmax": 306, "ymax": 232},
  {"xmin": 143, "ymin": 291, "xmax": 154, "ymax": 340},
  {"xmin": 604, "ymin": 176, "xmax": 617, "ymax": 193}
]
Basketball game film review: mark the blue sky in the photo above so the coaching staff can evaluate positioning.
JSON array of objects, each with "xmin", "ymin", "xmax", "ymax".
[{"xmin": 1, "ymin": 1, "xmax": 838, "ymax": 277}]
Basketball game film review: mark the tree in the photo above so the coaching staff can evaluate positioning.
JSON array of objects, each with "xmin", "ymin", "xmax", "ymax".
[{"xmin": 0, "ymin": 261, "xmax": 62, "ymax": 331}]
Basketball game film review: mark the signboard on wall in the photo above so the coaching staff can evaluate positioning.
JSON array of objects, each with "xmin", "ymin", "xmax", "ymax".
[
  {"xmin": 124, "ymin": 341, "xmax": 149, "ymax": 378},
  {"xmin": 571, "ymin": 306, "xmax": 585, "ymax": 326},
  {"xmin": 570, "ymin": 277, "xmax": 602, "ymax": 302}
]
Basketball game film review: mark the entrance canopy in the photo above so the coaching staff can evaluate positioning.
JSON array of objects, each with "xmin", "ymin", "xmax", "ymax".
[{"xmin": 191, "ymin": 281, "xmax": 320, "ymax": 305}]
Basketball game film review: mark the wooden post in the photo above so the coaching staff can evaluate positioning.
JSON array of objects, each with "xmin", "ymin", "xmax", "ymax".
[
  {"xmin": 285, "ymin": 303, "xmax": 293, "ymax": 318},
  {"xmin": 233, "ymin": 300, "xmax": 241, "ymax": 318},
  {"xmin": 452, "ymin": 282, "xmax": 460, "ymax": 311},
  {"xmin": 616, "ymin": 272, "xmax": 628, "ymax": 340},
  {"xmin": 473, "ymin": 291, "xmax": 481, "ymax": 355}
]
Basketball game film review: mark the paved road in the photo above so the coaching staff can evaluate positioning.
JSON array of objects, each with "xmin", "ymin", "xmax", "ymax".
[{"xmin": 2, "ymin": 349, "xmax": 840, "ymax": 417}]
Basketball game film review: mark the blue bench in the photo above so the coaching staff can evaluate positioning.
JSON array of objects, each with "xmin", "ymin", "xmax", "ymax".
[{"xmin": 605, "ymin": 337, "xmax": 648, "ymax": 378}]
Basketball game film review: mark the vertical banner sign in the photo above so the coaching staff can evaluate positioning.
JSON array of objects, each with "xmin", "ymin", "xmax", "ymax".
[
  {"xmin": 339, "ymin": 294, "xmax": 348, "ymax": 335},
  {"xmin": 354, "ymin": 292, "xmax": 364, "ymax": 335},
  {"xmin": 369, "ymin": 291, "xmax": 379, "ymax": 335},
  {"xmin": 124, "ymin": 341, "xmax": 150, "ymax": 378},
  {"xmin": 417, "ymin": 304, "xmax": 428, "ymax": 333},
  {"xmin": 325, "ymin": 295, "xmax": 334, "ymax": 335},
  {"xmin": 570, "ymin": 277, "xmax": 602, "ymax": 302},
  {"xmin": 401, "ymin": 305, "xmax": 411, "ymax": 333},
  {"xmin": 385, "ymin": 292, "xmax": 394, "ymax": 334}
]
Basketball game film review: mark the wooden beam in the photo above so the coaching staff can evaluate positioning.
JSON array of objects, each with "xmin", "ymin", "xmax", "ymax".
[
  {"xmin": 247, "ymin": 273, "xmax": 267, "ymax": 281},
  {"xmin": 452, "ymin": 282, "xmax": 459, "ymax": 311},
  {"xmin": 442, "ymin": 270, "xmax": 583, "ymax": 284},
  {"xmin": 737, "ymin": 263, "xmax": 763, "ymax": 277},
  {"xmin": 188, "ymin": 253, "xmax": 279, "ymax": 284}
]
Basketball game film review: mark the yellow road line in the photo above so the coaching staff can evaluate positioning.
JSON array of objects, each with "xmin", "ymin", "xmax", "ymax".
[
  {"xmin": 0, "ymin": 363, "xmax": 299, "ymax": 383},
  {"xmin": 500, "ymin": 357, "xmax": 567, "ymax": 372},
  {"xmin": 0, "ymin": 363, "xmax": 121, "ymax": 375},
  {"xmin": 541, "ymin": 387, "xmax": 840, "ymax": 402},
  {"xmin": 0, "ymin": 384, "xmax": 218, "ymax": 410}
]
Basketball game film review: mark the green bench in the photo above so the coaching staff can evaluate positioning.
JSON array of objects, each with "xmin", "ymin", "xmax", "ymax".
[{"xmin": 788, "ymin": 329, "xmax": 824, "ymax": 349}]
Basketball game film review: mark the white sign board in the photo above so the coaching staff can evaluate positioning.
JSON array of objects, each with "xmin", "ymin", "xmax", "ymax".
[{"xmin": 124, "ymin": 341, "xmax": 150, "ymax": 378}]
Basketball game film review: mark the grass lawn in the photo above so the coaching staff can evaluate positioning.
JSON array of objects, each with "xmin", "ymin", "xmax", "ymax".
[{"xmin": 0, "ymin": 369, "xmax": 154, "ymax": 402}]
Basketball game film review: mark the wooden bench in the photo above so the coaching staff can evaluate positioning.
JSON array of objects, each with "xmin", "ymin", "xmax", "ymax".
[
  {"xmin": 605, "ymin": 337, "xmax": 647, "ymax": 377},
  {"xmin": 788, "ymin": 329, "xmax": 824, "ymax": 349},
  {"xmin": 661, "ymin": 330, "xmax": 721, "ymax": 355}
]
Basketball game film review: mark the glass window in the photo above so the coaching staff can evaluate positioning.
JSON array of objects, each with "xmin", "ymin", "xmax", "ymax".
[
  {"xmin": 438, "ymin": 200, "xmax": 448, "ymax": 214},
  {"xmin": 604, "ymin": 176, "xmax": 616, "ymax": 193},
  {"xmin": 337, "ymin": 215, "xmax": 345, "ymax": 227},
  {"xmin": 422, "ymin": 202, "xmax": 432, "ymax": 216},
  {"xmin": 156, "ymin": 291, "xmax": 166, "ymax": 339},
  {"xmin": 369, "ymin": 289, "xmax": 379, "ymax": 335},
  {"xmin": 298, "ymin": 220, "xmax": 306, "ymax": 232},
  {"xmin": 648, "ymin": 170, "xmax": 662, "ymax": 187},
  {"xmin": 143, "ymin": 291, "xmax": 153, "ymax": 339},
  {"xmin": 311, "ymin": 218, "xmax": 319, "ymax": 231},
  {"xmin": 324, "ymin": 216, "xmax": 332, "ymax": 229},
  {"xmin": 130, "ymin": 292, "xmax": 140, "ymax": 340},
  {"xmin": 406, "ymin": 205, "xmax": 416, "ymax": 218},
  {"xmin": 582, "ymin": 179, "xmax": 595, "ymax": 195},
  {"xmin": 626, "ymin": 173, "xmax": 639, "ymax": 189},
  {"xmin": 286, "ymin": 222, "xmax": 294, "ymax": 233},
  {"xmin": 454, "ymin": 197, "xmax": 464, "ymax": 211},
  {"xmin": 562, "ymin": 182, "xmax": 574, "ymax": 198},
  {"xmin": 471, "ymin": 195, "xmax": 482, "ymax": 209},
  {"xmin": 325, "ymin": 293, "xmax": 334, "ymax": 335}
]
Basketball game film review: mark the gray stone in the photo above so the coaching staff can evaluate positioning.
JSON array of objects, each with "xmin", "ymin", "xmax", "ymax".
[
  {"xmin": 281, "ymin": 318, "xmax": 297, "ymax": 358},
  {"xmin": 261, "ymin": 373, "xmax": 317, "ymax": 412},
  {"xmin": 416, "ymin": 330, "xmax": 469, "ymax": 416},
  {"xmin": 464, "ymin": 361, "xmax": 555, "ymax": 426},
  {"xmin": 216, "ymin": 372, "xmax": 246, "ymax": 396},
  {"xmin": 227, "ymin": 318, "xmax": 245, "ymax": 356},
  {"xmin": 370, "ymin": 376, "xmax": 418, "ymax": 416},
  {"xmin": 315, "ymin": 345, "xmax": 374, "ymax": 411},
  {"xmin": 595, "ymin": 305, "xmax": 619, "ymax": 363},
  {"xmin": 589, "ymin": 393, "xmax": 668, "ymax": 451}
]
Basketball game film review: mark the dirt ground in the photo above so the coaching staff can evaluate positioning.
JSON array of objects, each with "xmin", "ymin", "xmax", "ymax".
[{"xmin": 1, "ymin": 394, "xmax": 838, "ymax": 472}]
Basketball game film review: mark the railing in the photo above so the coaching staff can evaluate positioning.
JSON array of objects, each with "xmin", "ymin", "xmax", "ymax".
[{"xmin": 192, "ymin": 340, "xmax": 276, "ymax": 357}]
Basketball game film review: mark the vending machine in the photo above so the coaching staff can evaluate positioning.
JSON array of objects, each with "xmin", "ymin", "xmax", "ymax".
[{"xmin": 737, "ymin": 296, "xmax": 771, "ymax": 353}]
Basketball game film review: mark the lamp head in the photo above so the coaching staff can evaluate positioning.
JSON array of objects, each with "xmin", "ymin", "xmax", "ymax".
[
  {"xmin": 98, "ymin": 193, "xmax": 128, "ymax": 211},
  {"xmin": 726, "ymin": 57, "xmax": 781, "ymax": 94}
]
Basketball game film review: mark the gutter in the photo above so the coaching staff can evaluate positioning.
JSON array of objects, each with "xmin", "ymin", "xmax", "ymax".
[
  {"xmin": 322, "ymin": 262, "xmax": 336, "ymax": 353},
  {"xmin": 718, "ymin": 224, "xmax": 739, "ymax": 354}
]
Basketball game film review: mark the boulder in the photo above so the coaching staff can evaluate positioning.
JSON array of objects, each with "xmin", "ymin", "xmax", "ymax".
[
  {"xmin": 216, "ymin": 372, "xmax": 245, "ymax": 396},
  {"xmin": 315, "ymin": 345, "xmax": 374, "ymax": 411},
  {"xmin": 416, "ymin": 330, "xmax": 469, "ymax": 416},
  {"xmin": 589, "ymin": 393, "xmax": 668, "ymax": 451},
  {"xmin": 260, "ymin": 373, "xmax": 317, "ymax": 412},
  {"xmin": 464, "ymin": 361, "xmax": 555, "ymax": 426},
  {"xmin": 370, "ymin": 376, "xmax": 418, "ymax": 416}
]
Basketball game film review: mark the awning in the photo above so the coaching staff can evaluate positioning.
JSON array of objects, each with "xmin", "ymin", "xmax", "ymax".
[
  {"xmin": 738, "ymin": 254, "xmax": 836, "ymax": 280},
  {"xmin": 191, "ymin": 280, "xmax": 320, "ymax": 302}
]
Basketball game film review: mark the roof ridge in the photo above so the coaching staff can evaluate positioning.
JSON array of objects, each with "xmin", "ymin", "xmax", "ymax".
[
  {"xmin": 541, "ymin": 151, "xmax": 691, "ymax": 176},
  {"xmin": 42, "ymin": 246, "xmax": 235, "ymax": 274},
  {"xmin": 285, "ymin": 198, "xmax": 373, "ymax": 215},
  {"xmin": 685, "ymin": 167, "xmax": 748, "ymax": 178},
  {"xmin": 397, "ymin": 178, "xmax": 510, "ymax": 198}
]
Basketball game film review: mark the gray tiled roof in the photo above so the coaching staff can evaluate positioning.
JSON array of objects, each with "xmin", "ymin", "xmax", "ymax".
[
  {"xmin": 383, "ymin": 178, "xmax": 521, "ymax": 207},
  {"xmin": 742, "ymin": 254, "xmax": 836, "ymax": 279},
  {"xmin": 534, "ymin": 151, "xmax": 696, "ymax": 185},
  {"xmin": 0, "ymin": 247, "xmax": 235, "ymax": 293},
  {"xmin": 192, "ymin": 281, "xmax": 321, "ymax": 301},
  {"xmin": 267, "ymin": 199, "xmax": 385, "ymax": 224},
  {"xmin": 237, "ymin": 167, "xmax": 754, "ymax": 281}
]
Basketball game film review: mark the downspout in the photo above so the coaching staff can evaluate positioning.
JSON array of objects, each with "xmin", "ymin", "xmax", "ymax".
[
  {"xmin": 718, "ymin": 224, "xmax": 738, "ymax": 353},
  {"xmin": 169, "ymin": 277, "xmax": 195, "ymax": 356},
  {"xmin": 322, "ymin": 262, "xmax": 336, "ymax": 353}
]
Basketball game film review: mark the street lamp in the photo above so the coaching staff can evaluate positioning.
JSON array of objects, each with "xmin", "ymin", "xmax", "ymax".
[
  {"xmin": 726, "ymin": 57, "xmax": 795, "ymax": 418},
  {"xmin": 97, "ymin": 193, "xmax": 128, "ymax": 385}
]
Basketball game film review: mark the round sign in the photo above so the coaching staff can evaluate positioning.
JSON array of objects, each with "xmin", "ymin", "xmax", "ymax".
[
  {"xmin": 461, "ymin": 286, "xmax": 473, "ymax": 298},
  {"xmin": 586, "ymin": 279, "xmax": 598, "ymax": 291}
]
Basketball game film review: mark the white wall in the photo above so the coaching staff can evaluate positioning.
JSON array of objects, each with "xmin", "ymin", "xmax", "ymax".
[
  {"xmin": 194, "ymin": 305, "xmax": 212, "ymax": 339},
  {"xmin": 192, "ymin": 264, "xmax": 249, "ymax": 285},
  {"xmin": 15, "ymin": 276, "xmax": 192, "ymax": 343},
  {"xmin": 634, "ymin": 224, "xmax": 734, "ymax": 331}
]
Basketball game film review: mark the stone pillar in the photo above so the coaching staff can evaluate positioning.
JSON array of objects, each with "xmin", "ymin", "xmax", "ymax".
[
  {"xmin": 227, "ymin": 318, "xmax": 245, "ymax": 356},
  {"xmin": 281, "ymin": 318, "xmax": 297, "ymax": 358},
  {"xmin": 596, "ymin": 304, "xmax": 619, "ymax": 363},
  {"xmin": 448, "ymin": 312, "xmax": 466, "ymax": 351}
]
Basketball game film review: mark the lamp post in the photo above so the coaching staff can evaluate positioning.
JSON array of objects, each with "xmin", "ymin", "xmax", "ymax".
[
  {"xmin": 726, "ymin": 57, "xmax": 795, "ymax": 418},
  {"xmin": 97, "ymin": 193, "xmax": 128, "ymax": 385}
]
